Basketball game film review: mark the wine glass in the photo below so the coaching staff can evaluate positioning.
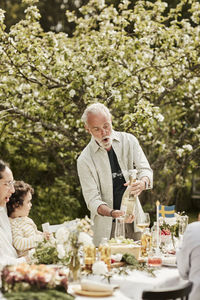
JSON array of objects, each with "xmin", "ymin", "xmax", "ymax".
[
  {"xmin": 178, "ymin": 215, "xmax": 188, "ymax": 247},
  {"xmin": 136, "ymin": 213, "xmax": 150, "ymax": 232},
  {"xmin": 114, "ymin": 216, "xmax": 125, "ymax": 243}
]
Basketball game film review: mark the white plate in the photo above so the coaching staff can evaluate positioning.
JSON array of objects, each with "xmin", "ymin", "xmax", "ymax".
[{"xmin": 162, "ymin": 263, "xmax": 177, "ymax": 267}]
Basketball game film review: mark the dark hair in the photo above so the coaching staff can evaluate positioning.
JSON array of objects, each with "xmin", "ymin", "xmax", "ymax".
[
  {"xmin": 0, "ymin": 160, "xmax": 10, "ymax": 179},
  {"xmin": 7, "ymin": 181, "xmax": 34, "ymax": 217}
]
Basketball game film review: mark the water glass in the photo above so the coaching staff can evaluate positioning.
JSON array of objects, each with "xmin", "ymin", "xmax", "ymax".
[
  {"xmin": 179, "ymin": 215, "xmax": 188, "ymax": 235},
  {"xmin": 115, "ymin": 216, "xmax": 125, "ymax": 242},
  {"xmin": 178, "ymin": 215, "xmax": 188, "ymax": 247},
  {"xmin": 148, "ymin": 249, "xmax": 162, "ymax": 267}
]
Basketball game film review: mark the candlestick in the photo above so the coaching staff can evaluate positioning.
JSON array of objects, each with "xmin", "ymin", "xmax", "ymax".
[{"xmin": 156, "ymin": 201, "xmax": 160, "ymax": 254}]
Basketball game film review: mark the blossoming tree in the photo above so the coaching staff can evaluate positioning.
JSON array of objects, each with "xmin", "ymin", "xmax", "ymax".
[{"xmin": 0, "ymin": 0, "xmax": 199, "ymax": 224}]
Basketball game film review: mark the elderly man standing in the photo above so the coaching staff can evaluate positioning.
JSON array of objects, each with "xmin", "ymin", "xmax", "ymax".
[{"xmin": 77, "ymin": 103, "xmax": 153, "ymax": 246}]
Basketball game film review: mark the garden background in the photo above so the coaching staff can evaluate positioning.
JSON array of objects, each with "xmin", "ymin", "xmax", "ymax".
[{"xmin": 0, "ymin": 0, "xmax": 199, "ymax": 228}]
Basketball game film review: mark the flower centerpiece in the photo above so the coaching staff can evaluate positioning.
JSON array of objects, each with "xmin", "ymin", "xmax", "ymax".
[
  {"xmin": 29, "ymin": 216, "xmax": 93, "ymax": 281},
  {"xmin": 1, "ymin": 263, "xmax": 69, "ymax": 293},
  {"xmin": 159, "ymin": 212, "xmax": 188, "ymax": 250}
]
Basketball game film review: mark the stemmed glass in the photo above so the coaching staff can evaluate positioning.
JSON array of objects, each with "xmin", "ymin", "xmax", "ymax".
[
  {"xmin": 136, "ymin": 213, "xmax": 151, "ymax": 257},
  {"xmin": 136, "ymin": 213, "xmax": 150, "ymax": 232}
]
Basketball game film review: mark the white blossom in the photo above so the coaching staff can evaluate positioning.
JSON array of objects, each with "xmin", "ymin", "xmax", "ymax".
[
  {"xmin": 176, "ymin": 148, "xmax": 184, "ymax": 157},
  {"xmin": 69, "ymin": 89, "xmax": 76, "ymax": 97},
  {"xmin": 92, "ymin": 261, "xmax": 108, "ymax": 275},
  {"xmin": 158, "ymin": 86, "xmax": 165, "ymax": 94},
  {"xmin": 78, "ymin": 232, "xmax": 93, "ymax": 246},
  {"xmin": 55, "ymin": 227, "xmax": 70, "ymax": 244},
  {"xmin": 182, "ymin": 144, "xmax": 193, "ymax": 152},
  {"xmin": 0, "ymin": 9, "xmax": 5, "ymax": 23},
  {"xmin": 57, "ymin": 244, "xmax": 66, "ymax": 259},
  {"xmin": 155, "ymin": 113, "xmax": 164, "ymax": 122},
  {"xmin": 98, "ymin": 0, "xmax": 105, "ymax": 8}
]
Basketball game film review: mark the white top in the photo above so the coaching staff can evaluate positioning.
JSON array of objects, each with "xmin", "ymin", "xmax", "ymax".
[
  {"xmin": 10, "ymin": 216, "xmax": 43, "ymax": 257},
  {"xmin": 77, "ymin": 130, "xmax": 153, "ymax": 246},
  {"xmin": 176, "ymin": 221, "xmax": 200, "ymax": 300},
  {"xmin": 0, "ymin": 206, "xmax": 25, "ymax": 267}
]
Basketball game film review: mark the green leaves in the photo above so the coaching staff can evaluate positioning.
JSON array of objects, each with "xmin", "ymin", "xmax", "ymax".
[{"xmin": 0, "ymin": 0, "xmax": 199, "ymax": 224}]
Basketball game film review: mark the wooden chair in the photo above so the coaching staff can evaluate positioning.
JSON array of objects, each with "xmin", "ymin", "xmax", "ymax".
[{"xmin": 142, "ymin": 281, "xmax": 193, "ymax": 300}]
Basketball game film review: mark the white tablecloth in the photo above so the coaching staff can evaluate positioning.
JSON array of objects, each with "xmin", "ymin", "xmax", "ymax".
[
  {"xmin": 69, "ymin": 266, "xmax": 181, "ymax": 300},
  {"xmin": 0, "ymin": 266, "xmax": 181, "ymax": 300}
]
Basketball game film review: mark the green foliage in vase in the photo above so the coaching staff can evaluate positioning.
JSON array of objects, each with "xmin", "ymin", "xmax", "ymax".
[{"xmin": 0, "ymin": 0, "xmax": 199, "ymax": 226}]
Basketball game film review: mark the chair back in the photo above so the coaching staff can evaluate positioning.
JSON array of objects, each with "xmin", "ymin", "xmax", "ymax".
[
  {"xmin": 142, "ymin": 281, "xmax": 193, "ymax": 300},
  {"xmin": 42, "ymin": 220, "xmax": 77, "ymax": 233}
]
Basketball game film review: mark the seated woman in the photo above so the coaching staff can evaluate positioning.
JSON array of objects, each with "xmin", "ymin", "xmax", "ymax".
[
  {"xmin": 176, "ymin": 221, "xmax": 200, "ymax": 300},
  {"xmin": 7, "ymin": 181, "xmax": 49, "ymax": 257},
  {"xmin": 0, "ymin": 159, "xmax": 26, "ymax": 266}
]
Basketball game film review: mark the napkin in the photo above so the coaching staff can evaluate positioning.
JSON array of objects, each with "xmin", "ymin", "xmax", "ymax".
[
  {"xmin": 162, "ymin": 256, "xmax": 176, "ymax": 265},
  {"xmin": 81, "ymin": 279, "xmax": 114, "ymax": 292}
]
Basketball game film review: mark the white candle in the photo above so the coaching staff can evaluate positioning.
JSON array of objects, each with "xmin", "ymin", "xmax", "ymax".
[{"xmin": 156, "ymin": 201, "xmax": 160, "ymax": 254}]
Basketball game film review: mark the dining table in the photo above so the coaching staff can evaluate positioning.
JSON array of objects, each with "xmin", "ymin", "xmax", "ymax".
[
  {"xmin": 0, "ymin": 264, "xmax": 183, "ymax": 300},
  {"xmin": 69, "ymin": 265, "xmax": 183, "ymax": 300}
]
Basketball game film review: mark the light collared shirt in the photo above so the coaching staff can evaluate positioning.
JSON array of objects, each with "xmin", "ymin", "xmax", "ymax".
[
  {"xmin": 77, "ymin": 130, "xmax": 153, "ymax": 246},
  {"xmin": 176, "ymin": 222, "xmax": 200, "ymax": 300}
]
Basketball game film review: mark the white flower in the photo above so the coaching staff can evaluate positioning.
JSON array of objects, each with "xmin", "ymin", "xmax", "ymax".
[
  {"xmin": 57, "ymin": 244, "xmax": 66, "ymax": 259},
  {"xmin": 158, "ymin": 86, "xmax": 165, "ymax": 94},
  {"xmin": 0, "ymin": 9, "xmax": 5, "ymax": 23},
  {"xmin": 69, "ymin": 89, "xmax": 76, "ymax": 97},
  {"xmin": 155, "ymin": 113, "xmax": 164, "ymax": 122},
  {"xmin": 78, "ymin": 232, "xmax": 93, "ymax": 246},
  {"xmin": 182, "ymin": 144, "xmax": 193, "ymax": 151},
  {"xmin": 92, "ymin": 261, "xmax": 108, "ymax": 275},
  {"xmin": 176, "ymin": 148, "xmax": 184, "ymax": 157},
  {"xmin": 55, "ymin": 227, "xmax": 69, "ymax": 244}
]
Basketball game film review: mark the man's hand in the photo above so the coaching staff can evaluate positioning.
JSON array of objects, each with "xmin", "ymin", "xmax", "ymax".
[
  {"xmin": 124, "ymin": 177, "xmax": 149, "ymax": 196},
  {"xmin": 110, "ymin": 209, "xmax": 125, "ymax": 219},
  {"xmin": 124, "ymin": 214, "xmax": 134, "ymax": 223}
]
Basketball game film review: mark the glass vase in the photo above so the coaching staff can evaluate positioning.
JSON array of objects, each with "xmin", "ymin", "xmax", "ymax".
[{"xmin": 69, "ymin": 248, "xmax": 81, "ymax": 282}]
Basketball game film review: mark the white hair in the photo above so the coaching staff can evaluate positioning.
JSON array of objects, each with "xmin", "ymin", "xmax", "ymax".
[{"xmin": 81, "ymin": 103, "xmax": 112, "ymax": 125}]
